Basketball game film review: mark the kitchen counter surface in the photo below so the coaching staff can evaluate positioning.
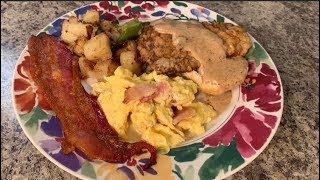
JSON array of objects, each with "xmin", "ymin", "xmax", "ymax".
[{"xmin": 1, "ymin": 1, "xmax": 319, "ymax": 179}]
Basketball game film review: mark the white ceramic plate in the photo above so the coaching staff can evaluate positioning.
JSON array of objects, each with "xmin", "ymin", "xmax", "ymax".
[{"xmin": 12, "ymin": 1, "xmax": 283, "ymax": 179}]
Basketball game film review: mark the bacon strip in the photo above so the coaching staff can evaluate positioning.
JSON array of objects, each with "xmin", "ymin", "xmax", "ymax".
[{"xmin": 28, "ymin": 34, "xmax": 157, "ymax": 169}]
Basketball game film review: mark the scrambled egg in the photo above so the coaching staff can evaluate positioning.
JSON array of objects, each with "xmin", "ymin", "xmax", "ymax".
[
  {"xmin": 177, "ymin": 102, "xmax": 217, "ymax": 136},
  {"xmin": 92, "ymin": 67, "xmax": 217, "ymax": 153}
]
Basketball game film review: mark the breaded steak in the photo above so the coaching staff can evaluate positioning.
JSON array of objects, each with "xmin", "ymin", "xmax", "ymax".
[
  {"xmin": 202, "ymin": 22, "xmax": 252, "ymax": 57},
  {"xmin": 137, "ymin": 26, "xmax": 200, "ymax": 74}
]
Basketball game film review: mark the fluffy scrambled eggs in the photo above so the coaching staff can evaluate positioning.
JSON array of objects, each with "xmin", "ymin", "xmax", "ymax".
[{"xmin": 92, "ymin": 67, "xmax": 217, "ymax": 153}]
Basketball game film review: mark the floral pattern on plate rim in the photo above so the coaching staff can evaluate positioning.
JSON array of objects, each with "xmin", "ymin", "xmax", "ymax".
[{"xmin": 12, "ymin": 1, "xmax": 283, "ymax": 180}]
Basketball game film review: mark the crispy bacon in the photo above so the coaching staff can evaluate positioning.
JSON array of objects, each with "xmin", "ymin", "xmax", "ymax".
[{"xmin": 28, "ymin": 34, "xmax": 157, "ymax": 169}]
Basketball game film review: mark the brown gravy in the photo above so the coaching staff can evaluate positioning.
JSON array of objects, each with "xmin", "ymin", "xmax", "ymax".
[
  {"xmin": 151, "ymin": 19, "xmax": 226, "ymax": 64},
  {"xmin": 151, "ymin": 19, "xmax": 247, "ymax": 113},
  {"xmin": 196, "ymin": 91, "xmax": 232, "ymax": 114},
  {"xmin": 206, "ymin": 91, "xmax": 232, "ymax": 114}
]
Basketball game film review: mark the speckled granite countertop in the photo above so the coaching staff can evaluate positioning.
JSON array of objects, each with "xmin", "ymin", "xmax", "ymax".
[{"xmin": 1, "ymin": 1, "xmax": 319, "ymax": 180}]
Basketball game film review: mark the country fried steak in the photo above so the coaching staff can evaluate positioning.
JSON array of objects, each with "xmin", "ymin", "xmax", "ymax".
[
  {"xmin": 139, "ymin": 19, "xmax": 250, "ymax": 96},
  {"xmin": 202, "ymin": 22, "xmax": 252, "ymax": 57},
  {"xmin": 137, "ymin": 21, "xmax": 252, "ymax": 75},
  {"xmin": 137, "ymin": 26, "xmax": 200, "ymax": 74}
]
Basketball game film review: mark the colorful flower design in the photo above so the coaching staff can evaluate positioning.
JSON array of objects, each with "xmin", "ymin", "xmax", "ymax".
[
  {"xmin": 242, "ymin": 62, "xmax": 281, "ymax": 112},
  {"xmin": 48, "ymin": 17, "xmax": 70, "ymax": 37},
  {"xmin": 191, "ymin": 7, "xmax": 214, "ymax": 21},
  {"xmin": 93, "ymin": 1, "xmax": 171, "ymax": 21},
  {"xmin": 40, "ymin": 116, "xmax": 63, "ymax": 137},
  {"xmin": 152, "ymin": 7, "xmax": 189, "ymax": 20},
  {"xmin": 14, "ymin": 56, "xmax": 51, "ymax": 113},
  {"xmin": 141, "ymin": 2, "xmax": 155, "ymax": 11},
  {"xmin": 39, "ymin": 116, "xmax": 162, "ymax": 179},
  {"xmin": 39, "ymin": 116, "xmax": 90, "ymax": 172},
  {"xmin": 126, "ymin": 158, "xmax": 158, "ymax": 176},
  {"xmin": 99, "ymin": 157, "xmax": 158, "ymax": 179},
  {"xmin": 91, "ymin": 2, "xmax": 119, "ymax": 22},
  {"xmin": 119, "ymin": 5, "xmax": 150, "ymax": 20},
  {"xmin": 155, "ymin": 1, "xmax": 170, "ymax": 8},
  {"xmin": 96, "ymin": 1, "xmax": 155, "ymax": 21},
  {"xmin": 203, "ymin": 62, "xmax": 281, "ymax": 158},
  {"xmin": 96, "ymin": 154, "xmax": 174, "ymax": 180}
]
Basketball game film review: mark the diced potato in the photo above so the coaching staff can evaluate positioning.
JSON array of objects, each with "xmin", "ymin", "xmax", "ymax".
[
  {"xmin": 90, "ymin": 26, "xmax": 98, "ymax": 39},
  {"xmin": 68, "ymin": 16, "xmax": 78, "ymax": 23},
  {"xmin": 83, "ymin": 33, "xmax": 112, "ymax": 61},
  {"xmin": 83, "ymin": 10, "xmax": 100, "ymax": 24},
  {"xmin": 79, "ymin": 57, "xmax": 119, "ymax": 81},
  {"xmin": 90, "ymin": 60, "xmax": 119, "ymax": 81},
  {"xmin": 73, "ymin": 36, "xmax": 87, "ymax": 56},
  {"xmin": 120, "ymin": 51, "xmax": 141, "ymax": 75},
  {"xmin": 114, "ymin": 40, "xmax": 137, "ymax": 62},
  {"xmin": 79, "ymin": 56, "xmax": 95, "ymax": 78},
  {"xmin": 125, "ymin": 40, "xmax": 137, "ymax": 51},
  {"xmin": 61, "ymin": 16, "xmax": 89, "ymax": 46}
]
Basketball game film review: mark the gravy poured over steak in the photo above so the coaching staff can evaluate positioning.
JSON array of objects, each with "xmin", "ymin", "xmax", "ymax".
[{"xmin": 144, "ymin": 19, "xmax": 249, "ymax": 96}]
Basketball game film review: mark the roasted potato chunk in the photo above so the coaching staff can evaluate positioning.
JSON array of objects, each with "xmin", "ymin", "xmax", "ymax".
[
  {"xmin": 83, "ymin": 33, "xmax": 112, "ymax": 61},
  {"xmin": 79, "ymin": 57, "xmax": 95, "ymax": 78},
  {"xmin": 79, "ymin": 57, "xmax": 119, "ymax": 81},
  {"xmin": 61, "ymin": 16, "xmax": 90, "ymax": 46},
  {"xmin": 120, "ymin": 51, "xmax": 141, "ymax": 75},
  {"xmin": 114, "ymin": 40, "xmax": 137, "ymax": 62},
  {"xmin": 82, "ymin": 10, "xmax": 100, "ymax": 24},
  {"xmin": 91, "ymin": 60, "xmax": 119, "ymax": 81},
  {"xmin": 73, "ymin": 36, "xmax": 87, "ymax": 56}
]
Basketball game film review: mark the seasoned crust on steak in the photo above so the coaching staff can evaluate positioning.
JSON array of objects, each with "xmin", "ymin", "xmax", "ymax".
[
  {"xmin": 202, "ymin": 22, "xmax": 252, "ymax": 57},
  {"xmin": 137, "ymin": 26, "xmax": 200, "ymax": 74},
  {"xmin": 152, "ymin": 57, "xmax": 200, "ymax": 75}
]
